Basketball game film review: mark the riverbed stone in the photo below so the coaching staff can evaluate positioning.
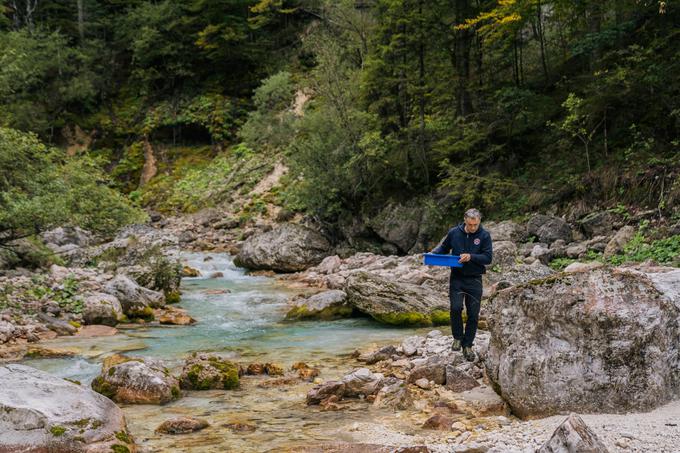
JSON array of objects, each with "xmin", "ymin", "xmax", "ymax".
[
  {"xmin": 179, "ymin": 354, "xmax": 240, "ymax": 390},
  {"xmin": 156, "ymin": 417, "xmax": 209, "ymax": 435},
  {"xmin": 0, "ymin": 364, "xmax": 134, "ymax": 452},
  {"xmin": 91, "ymin": 354, "xmax": 180, "ymax": 405},
  {"xmin": 537, "ymin": 414, "xmax": 609, "ymax": 453},
  {"xmin": 103, "ymin": 274, "xmax": 165, "ymax": 317},
  {"xmin": 82, "ymin": 292, "xmax": 124, "ymax": 326},
  {"xmin": 306, "ymin": 380, "xmax": 346, "ymax": 405}
]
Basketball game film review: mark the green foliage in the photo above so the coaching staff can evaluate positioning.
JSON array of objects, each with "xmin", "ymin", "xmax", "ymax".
[
  {"xmin": 0, "ymin": 128, "xmax": 145, "ymax": 246},
  {"xmin": 144, "ymin": 143, "xmax": 272, "ymax": 214},
  {"xmin": 239, "ymin": 71, "xmax": 297, "ymax": 151},
  {"xmin": 0, "ymin": 29, "xmax": 99, "ymax": 136},
  {"xmin": 27, "ymin": 273, "xmax": 84, "ymax": 314},
  {"xmin": 549, "ymin": 257, "xmax": 577, "ymax": 271},
  {"xmin": 609, "ymin": 232, "xmax": 680, "ymax": 267}
]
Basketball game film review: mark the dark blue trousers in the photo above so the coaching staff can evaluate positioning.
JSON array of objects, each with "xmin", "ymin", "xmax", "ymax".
[{"xmin": 449, "ymin": 275, "xmax": 483, "ymax": 347}]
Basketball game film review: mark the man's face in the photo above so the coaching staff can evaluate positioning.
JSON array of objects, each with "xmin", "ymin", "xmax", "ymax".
[{"xmin": 464, "ymin": 217, "xmax": 480, "ymax": 233}]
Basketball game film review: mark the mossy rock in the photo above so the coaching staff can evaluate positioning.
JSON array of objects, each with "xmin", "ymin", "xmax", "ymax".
[
  {"xmin": 284, "ymin": 304, "xmax": 354, "ymax": 321},
  {"xmin": 181, "ymin": 357, "xmax": 239, "ymax": 390},
  {"xmin": 125, "ymin": 305, "xmax": 155, "ymax": 322},
  {"xmin": 91, "ymin": 376, "xmax": 117, "ymax": 399}
]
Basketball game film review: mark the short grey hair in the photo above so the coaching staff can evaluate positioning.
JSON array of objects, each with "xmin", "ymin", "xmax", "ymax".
[{"xmin": 464, "ymin": 208, "xmax": 482, "ymax": 220}]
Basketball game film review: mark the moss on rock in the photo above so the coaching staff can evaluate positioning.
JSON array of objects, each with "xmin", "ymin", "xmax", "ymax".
[
  {"xmin": 430, "ymin": 310, "xmax": 450, "ymax": 326},
  {"xmin": 372, "ymin": 311, "xmax": 433, "ymax": 327},
  {"xmin": 285, "ymin": 304, "xmax": 353, "ymax": 321},
  {"xmin": 181, "ymin": 357, "xmax": 240, "ymax": 390}
]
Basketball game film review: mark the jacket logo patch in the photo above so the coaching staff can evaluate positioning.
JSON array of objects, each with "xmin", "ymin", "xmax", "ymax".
[{"xmin": 474, "ymin": 238, "xmax": 481, "ymax": 245}]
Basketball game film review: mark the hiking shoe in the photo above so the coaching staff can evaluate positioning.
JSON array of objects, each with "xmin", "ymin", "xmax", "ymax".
[
  {"xmin": 451, "ymin": 339, "xmax": 462, "ymax": 352},
  {"xmin": 463, "ymin": 346, "xmax": 475, "ymax": 362}
]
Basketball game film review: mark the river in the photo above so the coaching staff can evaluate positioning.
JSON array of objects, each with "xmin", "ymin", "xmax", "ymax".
[{"xmin": 22, "ymin": 252, "xmax": 434, "ymax": 452}]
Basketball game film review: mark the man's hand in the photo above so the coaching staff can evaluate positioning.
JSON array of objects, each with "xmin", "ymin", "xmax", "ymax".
[{"xmin": 458, "ymin": 253, "xmax": 471, "ymax": 263}]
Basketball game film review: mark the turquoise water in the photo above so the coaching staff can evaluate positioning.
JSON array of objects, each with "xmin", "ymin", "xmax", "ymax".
[{"xmin": 25, "ymin": 252, "xmax": 431, "ymax": 383}]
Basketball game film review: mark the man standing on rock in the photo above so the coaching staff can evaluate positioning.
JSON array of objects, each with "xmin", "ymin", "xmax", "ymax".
[{"xmin": 431, "ymin": 208, "xmax": 493, "ymax": 361}]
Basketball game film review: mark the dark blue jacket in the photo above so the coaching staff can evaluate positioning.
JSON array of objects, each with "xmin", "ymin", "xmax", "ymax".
[{"xmin": 432, "ymin": 223, "xmax": 493, "ymax": 276}]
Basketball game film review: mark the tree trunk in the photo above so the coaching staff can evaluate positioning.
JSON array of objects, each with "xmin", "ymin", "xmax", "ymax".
[
  {"xmin": 454, "ymin": 0, "xmax": 473, "ymax": 116},
  {"xmin": 587, "ymin": 1, "xmax": 603, "ymax": 70},
  {"xmin": 77, "ymin": 0, "xmax": 85, "ymax": 41},
  {"xmin": 536, "ymin": 0, "xmax": 549, "ymax": 85},
  {"xmin": 417, "ymin": 0, "xmax": 429, "ymax": 185}
]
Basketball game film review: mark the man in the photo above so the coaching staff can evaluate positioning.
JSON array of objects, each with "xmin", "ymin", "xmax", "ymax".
[{"xmin": 431, "ymin": 208, "xmax": 493, "ymax": 361}]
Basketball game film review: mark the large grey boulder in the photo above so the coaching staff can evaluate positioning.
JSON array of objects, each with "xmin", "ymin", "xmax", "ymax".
[
  {"xmin": 527, "ymin": 214, "xmax": 573, "ymax": 244},
  {"xmin": 285, "ymin": 290, "xmax": 352, "ymax": 320},
  {"xmin": 578, "ymin": 211, "xmax": 615, "ymax": 238},
  {"xmin": 537, "ymin": 414, "xmax": 609, "ymax": 453},
  {"xmin": 234, "ymin": 223, "xmax": 331, "ymax": 272},
  {"xmin": 0, "ymin": 364, "xmax": 134, "ymax": 452},
  {"xmin": 486, "ymin": 265, "xmax": 680, "ymax": 418},
  {"xmin": 82, "ymin": 292, "xmax": 124, "ymax": 326},
  {"xmin": 344, "ymin": 272, "xmax": 449, "ymax": 326},
  {"xmin": 103, "ymin": 274, "xmax": 165, "ymax": 316},
  {"xmin": 484, "ymin": 220, "xmax": 526, "ymax": 242},
  {"xmin": 368, "ymin": 199, "xmax": 425, "ymax": 253}
]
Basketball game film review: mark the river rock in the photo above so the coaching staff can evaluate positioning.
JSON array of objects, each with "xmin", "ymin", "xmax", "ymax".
[
  {"xmin": 422, "ymin": 414, "xmax": 454, "ymax": 431},
  {"xmin": 343, "ymin": 272, "xmax": 448, "ymax": 326},
  {"xmin": 179, "ymin": 354, "xmax": 240, "ymax": 390},
  {"xmin": 445, "ymin": 365, "xmax": 480, "ymax": 393},
  {"xmin": 315, "ymin": 255, "xmax": 342, "ymax": 274},
  {"xmin": 604, "ymin": 225, "xmax": 636, "ymax": 258},
  {"xmin": 342, "ymin": 368, "xmax": 384, "ymax": 397},
  {"xmin": 91, "ymin": 354, "xmax": 180, "ymax": 405},
  {"xmin": 527, "ymin": 214, "xmax": 572, "ymax": 244},
  {"xmin": 156, "ymin": 417, "xmax": 209, "ymax": 435},
  {"xmin": 234, "ymin": 223, "xmax": 331, "ymax": 272},
  {"xmin": 563, "ymin": 261, "xmax": 604, "ymax": 273},
  {"xmin": 485, "ymin": 265, "xmax": 680, "ymax": 418},
  {"xmin": 0, "ymin": 364, "xmax": 134, "ymax": 452},
  {"xmin": 285, "ymin": 290, "xmax": 352, "ymax": 320},
  {"xmin": 407, "ymin": 358, "xmax": 447, "ymax": 385},
  {"xmin": 36, "ymin": 313, "xmax": 77, "ymax": 336},
  {"xmin": 82, "ymin": 292, "xmax": 124, "ymax": 326},
  {"xmin": 537, "ymin": 413, "xmax": 609, "ymax": 453},
  {"xmin": 484, "ymin": 220, "xmax": 526, "ymax": 242},
  {"xmin": 103, "ymin": 274, "xmax": 165, "ymax": 316},
  {"xmin": 157, "ymin": 306, "xmax": 196, "ymax": 325},
  {"xmin": 360, "ymin": 345, "xmax": 398, "ymax": 365},
  {"xmin": 492, "ymin": 241, "xmax": 518, "ymax": 268},
  {"xmin": 306, "ymin": 380, "xmax": 346, "ymax": 405},
  {"xmin": 372, "ymin": 378, "xmax": 412, "ymax": 410}
]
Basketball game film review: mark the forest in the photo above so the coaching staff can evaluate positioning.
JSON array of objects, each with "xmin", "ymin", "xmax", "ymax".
[{"xmin": 1, "ymin": 0, "xmax": 678, "ymax": 245}]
